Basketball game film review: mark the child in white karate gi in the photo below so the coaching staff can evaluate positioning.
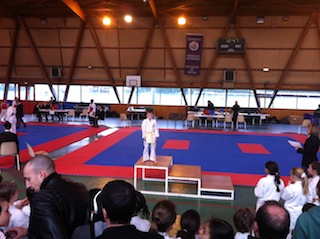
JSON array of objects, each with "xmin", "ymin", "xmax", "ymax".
[{"xmin": 141, "ymin": 108, "xmax": 159, "ymax": 162}]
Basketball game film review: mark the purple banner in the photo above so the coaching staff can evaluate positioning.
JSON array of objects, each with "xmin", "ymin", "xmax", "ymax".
[{"xmin": 184, "ymin": 34, "xmax": 203, "ymax": 75}]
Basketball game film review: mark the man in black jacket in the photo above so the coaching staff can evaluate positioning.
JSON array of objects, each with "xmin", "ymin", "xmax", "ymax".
[
  {"xmin": 10, "ymin": 155, "xmax": 90, "ymax": 239},
  {"xmin": 97, "ymin": 180, "xmax": 163, "ymax": 239}
]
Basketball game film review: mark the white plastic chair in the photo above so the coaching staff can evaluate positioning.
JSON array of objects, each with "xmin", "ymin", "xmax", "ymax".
[
  {"xmin": 237, "ymin": 115, "xmax": 246, "ymax": 129},
  {"xmin": 298, "ymin": 119, "xmax": 311, "ymax": 134},
  {"xmin": 0, "ymin": 141, "xmax": 20, "ymax": 171},
  {"xmin": 224, "ymin": 114, "xmax": 234, "ymax": 129},
  {"xmin": 67, "ymin": 109, "xmax": 75, "ymax": 122},
  {"xmin": 185, "ymin": 114, "xmax": 195, "ymax": 128},
  {"xmin": 26, "ymin": 142, "xmax": 48, "ymax": 158},
  {"xmin": 79, "ymin": 108, "xmax": 89, "ymax": 121},
  {"xmin": 120, "ymin": 113, "xmax": 131, "ymax": 127}
]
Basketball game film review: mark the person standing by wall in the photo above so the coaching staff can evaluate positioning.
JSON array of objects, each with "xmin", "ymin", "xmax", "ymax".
[
  {"xmin": 88, "ymin": 99, "xmax": 97, "ymax": 127},
  {"xmin": 313, "ymin": 104, "xmax": 320, "ymax": 125},
  {"xmin": 141, "ymin": 108, "xmax": 159, "ymax": 162},
  {"xmin": 16, "ymin": 99, "xmax": 26, "ymax": 128},
  {"xmin": 231, "ymin": 101, "xmax": 240, "ymax": 127}
]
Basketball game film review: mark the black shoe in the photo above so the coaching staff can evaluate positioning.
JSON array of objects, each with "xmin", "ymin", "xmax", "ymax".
[{"xmin": 24, "ymin": 124, "xmax": 27, "ymax": 128}]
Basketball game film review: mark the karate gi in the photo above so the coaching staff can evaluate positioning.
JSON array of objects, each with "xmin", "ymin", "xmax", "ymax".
[{"xmin": 141, "ymin": 117, "xmax": 159, "ymax": 162}]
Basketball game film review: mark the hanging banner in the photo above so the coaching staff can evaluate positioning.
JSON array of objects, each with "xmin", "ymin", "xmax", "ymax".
[{"xmin": 184, "ymin": 34, "xmax": 203, "ymax": 75}]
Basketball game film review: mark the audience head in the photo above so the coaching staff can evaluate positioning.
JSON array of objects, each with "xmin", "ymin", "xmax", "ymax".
[
  {"xmin": 308, "ymin": 161, "xmax": 320, "ymax": 177},
  {"xmin": 0, "ymin": 197, "xmax": 11, "ymax": 227},
  {"xmin": 0, "ymin": 181, "xmax": 18, "ymax": 203},
  {"xmin": 177, "ymin": 209, "xmax": 201, "ymax": 239},
  {"xmin": 89, "ymin": 188, "xmax": 103, "ymax": 222},
  {"xmin": 265, "ymin": 161, "xmax": 281, "ymax": 192},
  {"xmin": 316, "ymin": 180, "xmax": 320, "ymax": 197},
  {"xmin": 23, "ymin": 155, "xmax": 56, "ymax": 192},
  {"xmin": 290, "ymin": 167, "xmax": 308, "ymax": 195},
  {"xmin": 134, "ymin": 190, "xmax": 150, "ymax": 219},
  {"xmin": 254, "ymin": 201, "xmax": 290, "ymax": 239},
  {"xmin": 307, "ymin": 123, "xmax": 319, "ymax": 137},
  {"xmin": 199, "ymin": 218, "xmax": 234, "ymax": 239},
  {"xmin": 233, "ymin": 207, "xmax": 254, "ymax": 234},
  {"xmin": 3, "ymin": 121, "xmax": 11, "ymax": 130},
  {"xmin": 302, "ymin": 203, "xmax": 316, "ymax": 212},
  {"xmin": 150, "ymin": 200, "xmax": 177, "ymax": 234},
  {"xmin": 99, "ymin": 180, "xmax": 136, "ymax": 225}
]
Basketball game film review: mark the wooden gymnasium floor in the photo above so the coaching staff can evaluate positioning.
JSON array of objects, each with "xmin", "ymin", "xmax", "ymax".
[{"xmin": 0, "ymin": 114, "xmax": 303, "ymax": 230}]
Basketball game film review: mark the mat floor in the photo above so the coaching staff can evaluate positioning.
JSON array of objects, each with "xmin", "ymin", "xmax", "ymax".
[{"xmin": 1, "ymin": 114, "xmax": 304, "ymax": 229}]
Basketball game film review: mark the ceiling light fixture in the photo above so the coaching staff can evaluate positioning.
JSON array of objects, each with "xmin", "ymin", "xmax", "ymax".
[
  {"xmin": 262, "ymin": 67, "xmax": 270, "ymax": 72},
  {"xmin": 102, "ymin": 17, "xmax": 111, "ymax": 26},
  {"xmin": 178, "ymin": 16, "xmax": 186, "ymax": 25},
  {"xmin": 124, "ymin": 15, "xmax": 132, "ymax": 23}
]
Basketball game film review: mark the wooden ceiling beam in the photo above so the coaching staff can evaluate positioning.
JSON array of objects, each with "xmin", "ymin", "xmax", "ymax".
[
  {"xmin": 19, "ymin": 16, "xmax": 56, "ymax": 99},
  {"xmin": 63, "ymin": 20, "xmax": 85, "ymax": 103},
  {"xmin": 4, "ymin": 21, "xmax": 19, "ymax": 99},
  {"xmin": 62, "ymin": 0, "xmax": 86, "ymax": 22},
  {"xmin": 234, "ymin": 16, "xmax": 260, "ymax": 108},
  {"xmin": 195, "ymin": 0, "xmax": 239, "ymax": 106},
  {"xmin": 87, "ymin": 17, "xmax": 120, "ymax": 103},
  {"xmin": 268, "ymin": 15, "xmax": 315, "ymax": 108}
]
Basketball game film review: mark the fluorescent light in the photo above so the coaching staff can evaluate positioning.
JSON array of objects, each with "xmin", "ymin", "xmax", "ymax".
[{"xmin": 263, "ymin": 67, "xmax": 270, "ymax": 72}]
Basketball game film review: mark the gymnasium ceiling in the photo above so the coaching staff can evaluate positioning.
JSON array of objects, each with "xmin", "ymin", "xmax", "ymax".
[{"xmin": 1, "ymin": 0, "xmax": 320, "ymax": 20}]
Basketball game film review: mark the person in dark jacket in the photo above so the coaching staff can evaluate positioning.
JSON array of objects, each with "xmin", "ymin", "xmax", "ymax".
[
  {"xmin": 9, "ymin": 155, "xmax": 90, "ymax": 239},
  {"xmin": 0, "ymin": 121, "xmax": 19, "ymax": 152},
  {"xmin": 96, "ymin": 180, "xmax": 163, "ymax": 239},
  {"xmin": 16, "ymin": 99, "xmax": 26, "ymax": 128},
  {"xmin": 297, "ymin": 123, "xmax": 320, "ymax": 171},
  {"xmin": 231, "ymin": 101, "xmax": 240, "ymax": 126}
]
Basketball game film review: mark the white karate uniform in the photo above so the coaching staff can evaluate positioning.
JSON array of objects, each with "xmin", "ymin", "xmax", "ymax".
[
  {"xmin": 308, "ymin": 175, "xmax": 320, "ymax": 205},
  {"xmin": 130, "ymin": 215, "xmax": 151, "ymax": 232},
  {"xmin": 254, "ymin": 174, "xmax": 285, "ymax": 211},
  {"xmin": 281, "ymin": 181, "xmax": 308, "ymax": 232},
  {"xmin": 141, "ymin": 118, "xmax": 159, "ymax": 162},
  {"xmin": 88, "ymin": 102, "xmax": 96, "ymax": 118},
  {"xmin": 5, "ymin": 106, "xmax": 17, "ymax": 133}
]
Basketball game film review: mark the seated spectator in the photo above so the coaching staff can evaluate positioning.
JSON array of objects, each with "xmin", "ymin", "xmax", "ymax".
[
  {"xmin": 302, "ymin": 202, "xmax": 316, "ymax": 213},
  {"xmin": 149, "ymin": 200, "xmax": 180, "ymax": 239},
  {"xmin": 233, "ymin": 208, "xmax": 254, "ymax": 239},
  {"xmin": 250, "ymin": 201, "xmax": 290, "ymax": 239},
  {"xmin": 0, "ymin": 121, "xmax": 19, "ymax": 150},
  {"xmin": 293, "ymin": 180, "xmax": 320, "ymax": 239},
  {"xmin": 199, "ymin": 218, "xmax": 234, "ymax": 239},
  {"xmin": 130, "ymin": 191, "xmax": 151, "ymax": 232},
  {"xmin": 176, "ymin": 209, "xmax": 200, "ymax": 239},
  {"xmin": 96, "ymin": 180, "xmax": 163, "ymax": 239},
  {"xmin": 0, "ymin": 181, "xmax": 29, "ymax": 234},
  {"xmin": 71, "ymin": 188, "xmax": 105, "ymax": 239},
  {"xmin": 307, "ymin": 161, "xmax": 320, "ymax": 205},
  {"xmin": 0, "ymin": 197, "xmax": 11, "ymax": 238}
]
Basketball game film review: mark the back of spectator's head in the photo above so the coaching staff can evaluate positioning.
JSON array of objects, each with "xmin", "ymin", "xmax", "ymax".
[
  {"xmin": 308, "ymin": 123, "xmax": 319, "ymax": 137},
  {"xmin": 0, "ymin": 181, "xmax": 18, "ymax": 202},
  {"xmin": 150, "ymin": 200, "xmax": 177, "ymax": 234},
  {"xmin": 88, "ymin": 188, "xmax": 103, "ymax": 222},
  {"xmin": 99, "ymin": 180, "xmax": 136, "ymax": 225},
  {"xmin": 233, "ymin": 207, "xmax": 254, "ymax": 233},
  {"xmin": 302, "ymin": 203, "xmax": 316, "ymax": 212},
  {"xmin": 177, "ymin": 209, "xmax": 201, "ymax": 239},
  {"xmin": 255, "ymin": 201, "xmax": 290, "ymax": 239},
  {"xmin": 309, "ymin": 161, "xmax": 320, "ymax": 175},
  {"xmin": 4, "ymin": 121, "xmax": 11, "ymax": 130},
  {"xmin": 134, "ymin": 190, "xmax": 150, "ymax": 219},
  {"xmin": 205, "ymin": 218, "xmax": 234, "ymax": 239}
]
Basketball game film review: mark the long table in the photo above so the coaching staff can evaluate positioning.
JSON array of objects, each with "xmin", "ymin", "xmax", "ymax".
[
  {"xmin": 189, "ymin": 111, "xmax": 269, "ymax": 127},
  {"xmin": 38, "ymin": 109, "xmax": 70, "ymax": 122}
]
